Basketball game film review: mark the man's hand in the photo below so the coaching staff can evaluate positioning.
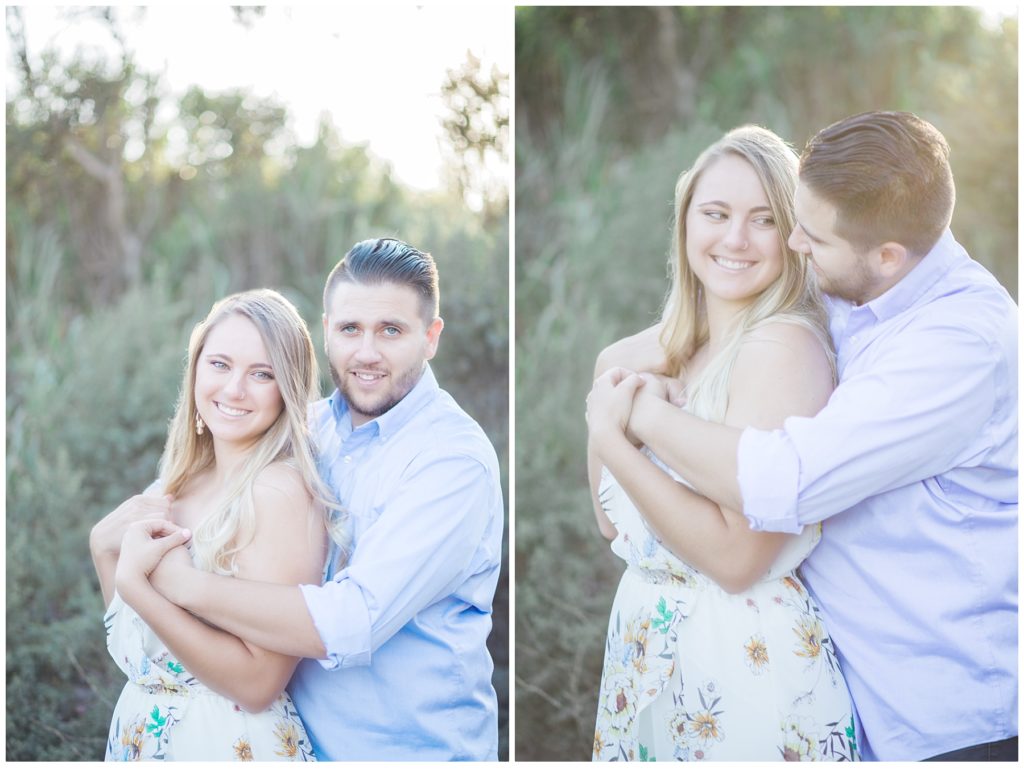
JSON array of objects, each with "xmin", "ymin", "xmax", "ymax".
[
  {"xmin": 90, "ymin": 494, "xmax": 174, "ymax": 561},
  {"xmin": 115, "ymin": 519, "xmax": 191, "ymax": 606},
  {"xmin": 587, "ymin": 366, "xmax": 646, "ymax": 449}
]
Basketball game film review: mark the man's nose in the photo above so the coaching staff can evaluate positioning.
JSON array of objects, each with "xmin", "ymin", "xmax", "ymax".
[{"xmin": 788, "ymin": 224, "xmax": 808, "ymax": 253}]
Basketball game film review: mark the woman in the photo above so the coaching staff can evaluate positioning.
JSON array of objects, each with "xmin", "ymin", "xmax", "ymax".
[
  {"xmin": 89, "ymin": 289, "xmax": 347, "ymax": 761},
  {"xmin": 586, "ymin": 126, "xmax": 858, "ymax": 761}
]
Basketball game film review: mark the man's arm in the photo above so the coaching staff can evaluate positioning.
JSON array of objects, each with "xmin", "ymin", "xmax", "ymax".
[
  {"xmin": 630, "ymin": 395, "xmax": 745, "ymax": 513},
  {"xmin": 595, "ymin": 323, "xmax": 831, "ymax": 591},
  {"xmin": 630, "ymin": 316, "xmax": 1009, "ymax": 532},
  {"xmin": 155, "ymin": 449, "xmax": 500, "ymax": 669},
  {"xmin": 151, "ymin": 562, "xmax": 326, "ymax": 658}
]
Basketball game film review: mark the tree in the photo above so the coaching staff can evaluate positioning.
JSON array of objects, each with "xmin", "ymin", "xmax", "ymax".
[{"xmin": 440, "ymin": 52, "xmax": 509, "ymax": 219}]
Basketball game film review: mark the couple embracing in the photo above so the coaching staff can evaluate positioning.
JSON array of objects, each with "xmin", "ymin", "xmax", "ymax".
[
  {"xmin": 588, "ymin": 111, "xmax": 1017, "ymax": 762},
  {"xmin": 90, "ymin": 239, "xmax": 503, "ymax": 761}
]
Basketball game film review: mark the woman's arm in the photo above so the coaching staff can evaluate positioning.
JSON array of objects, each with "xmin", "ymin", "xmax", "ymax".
[
  {"xmin": 90, "ymin": 488, "xmax": 172, "ymax": 608},
  {"xmin": 593, "ymin": 323, "xmax": 834, "ymax": 592},
  {"xmin": 116, "ymin": 463, "xmax": 327, "ymax": 712},
  {"xmin": 588, "ymin": 325, "xmax": 669, "ymax": 539}
]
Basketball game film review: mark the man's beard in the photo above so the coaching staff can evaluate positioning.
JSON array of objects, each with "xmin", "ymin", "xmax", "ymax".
[
  {"xmin": 329, "ymin": 358, "xmax": 425, "ymax": 421},
  {"xmin": 814, "ymin": 258, "xmax": 877, "ymax": 306}
]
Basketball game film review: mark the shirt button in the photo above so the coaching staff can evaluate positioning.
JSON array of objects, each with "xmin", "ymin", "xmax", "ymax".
[{"xmin": 344, "ymin": 455, "xmax": 352, "ymax": 463}]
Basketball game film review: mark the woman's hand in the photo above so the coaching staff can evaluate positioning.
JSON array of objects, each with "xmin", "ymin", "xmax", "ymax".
[
  {"xmin": 89, "ymin": 494, "xmax": 174, "ymax": 562},
  {"xmin": 636, "ymin": 372, "xmax": 687, "ymax": 406},
  {"xmin": 587, "ymin": 367, "xmax": 646, "ymax": 449},
  {"xmin": 115, "ymin": 519, "xmax": 191, "ymax": 606}
]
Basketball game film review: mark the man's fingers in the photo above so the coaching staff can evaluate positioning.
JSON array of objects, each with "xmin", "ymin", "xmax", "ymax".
[
  {"xmin": 156, "ymin": 527, "xmax": 192, "ymax": 550},
  {"xmin": 615, "ymin": 372, "xmax": 645, "ymax": 393},
  {"xmin": 134, "ymin": 518, "xmax": 183, "ymax": 538}
]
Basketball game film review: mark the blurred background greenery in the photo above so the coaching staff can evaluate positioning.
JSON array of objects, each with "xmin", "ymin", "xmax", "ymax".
[
  {"xmin": 514, "ymin": 5, "xmax": 1017, "ymax": 762},
  {"xmin": 6, "ymin": 6, "xmax": 509, "ymax": 761}
]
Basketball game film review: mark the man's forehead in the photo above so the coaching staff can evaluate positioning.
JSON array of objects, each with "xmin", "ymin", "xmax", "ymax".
[
  {"xmin": 325, "ymin": 281, "xmax": 422, "ymax": 321},
  {"xmin": 795, "ymin": 184, "xmax": 838, "ymax": 232}
]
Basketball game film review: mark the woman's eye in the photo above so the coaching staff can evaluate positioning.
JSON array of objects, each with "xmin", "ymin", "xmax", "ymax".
[
  {"xmin": 703, "ymin": 210, "xmax": 726, "ymax": 221},
  {"xmin": 210, "ymin": 360, "xmax": 228, "ymax": 370},
  {"xmin": 252, "ymin": 371, "xmax": 274, "ymax": 381},
  {"xmin": 754, "ymin": 216, "xmax": 776, "ymax": 227}
]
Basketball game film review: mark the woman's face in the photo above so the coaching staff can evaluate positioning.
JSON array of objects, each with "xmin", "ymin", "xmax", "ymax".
[
  {"xmin": 685, "ymin": 154, "xmax": 785, "ymax": 307},
  {"xmin": 194, "ymin": 313, "xmax": 284, "ymax": 449}
]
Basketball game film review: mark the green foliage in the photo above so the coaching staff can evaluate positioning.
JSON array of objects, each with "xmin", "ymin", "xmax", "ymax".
[
  {"xmin": 7, "ymin": 12, "xmax": 509, "ymax": 759},
  {"xmin": 515, "ymin": 6, "xmax": 1016, "ymax": 761}
]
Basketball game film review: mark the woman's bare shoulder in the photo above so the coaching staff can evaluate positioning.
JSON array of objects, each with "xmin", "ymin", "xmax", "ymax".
[
  {"xmin": 595, "ymin": 323, "xmax": 666, "ymax": 376},
  {"xmin": 728, "ymin": 319, "xmax": 834, "ymax": 428},
  {"xmin": 253, "ymin": 460, "xmax": 311, "ymax": 501}
]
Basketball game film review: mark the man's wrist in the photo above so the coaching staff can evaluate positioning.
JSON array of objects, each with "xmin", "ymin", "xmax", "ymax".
[
  {"xmin": 150, "ymin": 560, "xmax": 194, "ymax": 608},
  {"xmin": 629, "ymin": 391, "xmax": 660, "ymax": 443}
]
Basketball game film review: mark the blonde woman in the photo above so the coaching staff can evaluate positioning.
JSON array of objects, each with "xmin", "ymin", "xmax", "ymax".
[
  {"xmin": 587, "ymin": 127, "xmax": 858, "ymax": 761},
  {"xmin": 89, "ymin": 289, "xmax": 346, "ymax": 761}
]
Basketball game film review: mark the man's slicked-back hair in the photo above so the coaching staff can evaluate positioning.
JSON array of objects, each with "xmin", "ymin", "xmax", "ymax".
[
  {"xmin": 799, "ymin": 111, "xmax": 955, "ymax": 257},
  {"xmin": 323, "ymin": 237, "xmax": 440, "ymax": 322}
]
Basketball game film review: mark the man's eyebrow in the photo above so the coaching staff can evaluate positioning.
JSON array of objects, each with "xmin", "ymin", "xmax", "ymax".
[{"xmin": 797, "ymin": 220, "xmax": 826, "ymax": 243}]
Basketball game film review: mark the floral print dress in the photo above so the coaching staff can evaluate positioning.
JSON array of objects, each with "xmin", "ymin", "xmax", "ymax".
[
  {"xmin": 103, "ymin": 573, "xmax": 315, "ymax": 761},
  {"xmin": 593, "ymin": 450, "xmax": 859, "ymax": 762}
]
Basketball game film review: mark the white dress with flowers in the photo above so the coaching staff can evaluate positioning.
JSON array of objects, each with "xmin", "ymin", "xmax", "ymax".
[
  {"xmin": 103, "ymin": 571, "xmax": 315, "ymax": 761},
  {"xmin": 593, "ymin": 448, "xmax": 859, "ymax": 762}
]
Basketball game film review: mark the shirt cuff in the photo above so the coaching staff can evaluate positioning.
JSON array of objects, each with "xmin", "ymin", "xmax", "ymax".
[
  {"xmin": 737, "ymin": 426, "xmax": 802, "ymax": 534},
  {"xmin": 299, "ymin": 569, "xmax": 373, "ymax": 671}
]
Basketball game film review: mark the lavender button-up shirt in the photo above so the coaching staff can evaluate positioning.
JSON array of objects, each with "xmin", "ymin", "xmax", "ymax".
[{"xmin": 737, "ymin": 230, "xmax": 1017, "ymax": 760}]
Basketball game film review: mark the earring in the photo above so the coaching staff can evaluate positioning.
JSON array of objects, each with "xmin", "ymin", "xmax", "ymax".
[{"xmin": 195, "ymin": 411, "xmax": 205, "ymax": 435}]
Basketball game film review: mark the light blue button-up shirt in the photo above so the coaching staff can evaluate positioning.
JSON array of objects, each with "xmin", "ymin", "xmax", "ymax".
[
  {"xmin": 289, "ymin": 365, "xmax": 504, "ymax": 760},
  {"xmin": 737, "ymin": 230, "xmax": 1017, "ymax": 761}
]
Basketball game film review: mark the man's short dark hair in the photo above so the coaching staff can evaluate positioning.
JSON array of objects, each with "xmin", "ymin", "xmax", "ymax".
[
  {"xmin": 800, "ymin": 111, "xmax": 955, "ymax": 257},
  {"xmin": 323, "ymin": 238, "xmax": 440, "ymax": 322}
]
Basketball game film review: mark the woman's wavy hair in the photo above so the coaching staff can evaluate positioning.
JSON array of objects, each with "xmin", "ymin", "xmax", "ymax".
[
  {"xmin": 660, "ymin": 125, "xmax": 835, "ymax": 420},
  {"xmin": 159, "ymin": 289, "xmax": 348, "ymax": 574}
]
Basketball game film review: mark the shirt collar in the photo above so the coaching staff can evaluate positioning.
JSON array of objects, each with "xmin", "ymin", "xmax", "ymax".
[
  {"xmin": 326, "ymin": 364, "xmax": 439, "ymax": 442},
  {"xmin": 862, "ymin": 229, "xmax": 962, "ymax": 323}
]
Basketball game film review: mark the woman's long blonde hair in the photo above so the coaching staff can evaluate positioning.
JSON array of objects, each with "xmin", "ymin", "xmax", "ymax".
[
  {"xmin": 660, "ymin": 125, "xmax": 835, "ymax": 420},
  {"xmin": 159, "ymin": 289, "xmax": 348, "ymax": 575}
]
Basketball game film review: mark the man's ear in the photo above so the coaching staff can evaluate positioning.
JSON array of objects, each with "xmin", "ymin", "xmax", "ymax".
[
  {"xmin": 322, "ymin": 313, "xmax": 329, "ymax": 354},
  {"xmin": 875, "ymin": 241, "xmax": 911, "ymax": 280},
  {"xmin": 424, "ymin": 316, "xmax": 444, "ymax": 360}
]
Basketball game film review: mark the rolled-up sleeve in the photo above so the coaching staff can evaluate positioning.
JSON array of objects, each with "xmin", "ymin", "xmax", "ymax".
[
  {"xmin": 299, "ymin": 450, "xmax": 498, "ymax": 670},
  {"xmin": 737, "ymin": 427, "xmax": 803, "ymax": 533},
  {"xmin": 299, "ymin": 568, "xmax": 373, "ymax": 670}
]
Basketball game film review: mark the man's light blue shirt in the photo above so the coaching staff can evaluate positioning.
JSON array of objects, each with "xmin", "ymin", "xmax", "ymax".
[
  {"xmin": 737, "ymin": 230, "xmax": 1017, "ymax": 761},
  {"xmin": 288, "ymin": 365, "xmax": 504, "ymax": 761}
]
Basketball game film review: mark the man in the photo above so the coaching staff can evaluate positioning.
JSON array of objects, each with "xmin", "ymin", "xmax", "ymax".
[
  {"xmin": 593, "ymin": 112, "xmax": 1017, "ymax": 761},
  {"xmin": 147, "ymin": 238, "xmax": 504, "ymax": 760}
]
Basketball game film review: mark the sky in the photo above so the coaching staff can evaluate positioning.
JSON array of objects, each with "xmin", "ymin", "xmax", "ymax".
[{"xmin": 8, "ymin": 5, "xmax": 512, "ymax": 191}]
